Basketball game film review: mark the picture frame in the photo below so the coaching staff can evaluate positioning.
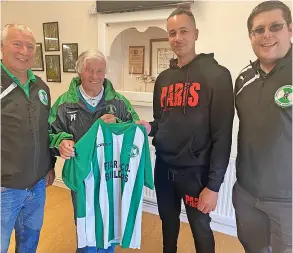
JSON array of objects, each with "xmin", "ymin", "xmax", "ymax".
[
  {"xmin": 62, "ymin": 43, "xmax": 78, "ymax": 73},
  {"xmin": 43, "ymin": 22, "xmax": 60, "ymax": 52},
  {"xmin": 45, "ymin": 55, "xmax": 61, "ymax": 83},
  {"xmin": 150, "ymin": 38, "xmax": 175, "ymax": 77},
  {"xmin": 31, "ymin": 43, "xmax": 44, "ymax": 71},
  {"xmin": 129, "ymin": 46, "xmax": 145, "ymax": 75}
]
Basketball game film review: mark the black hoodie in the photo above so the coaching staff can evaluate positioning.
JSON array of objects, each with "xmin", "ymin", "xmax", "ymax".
[{"xmin": 149, "ymin": 53, "xmax": 234, "ymax": 192}]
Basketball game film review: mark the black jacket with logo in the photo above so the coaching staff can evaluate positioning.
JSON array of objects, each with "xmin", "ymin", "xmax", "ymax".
[
  {"xmin": 149, "ymin": 54, "xmax": 234, "ymax": 192},
  {"xmin": 49, "ymin": 77, "xmax": 139, "ymax": 151},
  {"xmin": 1, "ymin": 70, "xmax": 55, "ymax": 189},
  {"xmin": 235, "ymin": 48, "xmax": 292, "ymax": 201}
]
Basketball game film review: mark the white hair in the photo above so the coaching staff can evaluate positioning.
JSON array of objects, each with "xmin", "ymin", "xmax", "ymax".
[
  {"xmin": 75, "ymin": 50, "xmax": 107, "ymax": 75},
  {"xmin": 1, "ymin": 24, "xmax": 36, "ymax": 45}
]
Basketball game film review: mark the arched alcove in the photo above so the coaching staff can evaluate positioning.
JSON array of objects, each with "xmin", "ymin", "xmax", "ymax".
[
  {"xmin": 107, "ymin": 26, "xmax": 168, "ymax": 93},
  {"xmin": 97, "ymin": 8, "xmax": 172, "ymax": 105}
]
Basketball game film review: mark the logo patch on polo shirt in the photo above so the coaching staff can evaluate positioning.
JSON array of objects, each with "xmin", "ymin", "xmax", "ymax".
[
  {"xmin": 106, "ymin": 104, "xmax": 117, "ymax": 114},
  {"xmin": 274, "ymin": 85, "xmax": 292, "ymax": 108},
  {"xmin": 38, "ymin": 89, "xmax": 48, "ymax": 105}
]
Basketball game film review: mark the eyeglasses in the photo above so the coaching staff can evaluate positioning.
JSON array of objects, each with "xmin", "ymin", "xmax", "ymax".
[{"xmin": 250, "ymin": 23, "xmax": 287, "ymax": 37}]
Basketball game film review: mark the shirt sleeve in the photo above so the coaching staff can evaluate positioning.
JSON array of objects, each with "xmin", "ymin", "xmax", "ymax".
[
  {"xmin": 62, "ymin": 121, "xmax": 100, "ymax": 191},
  {"xmin": 142, "ymin": 128, "xmax": 154, "ymax": 189},
  {"xmin": 207, "ymin": 69, "xmax": 235, "ymax": 192}
]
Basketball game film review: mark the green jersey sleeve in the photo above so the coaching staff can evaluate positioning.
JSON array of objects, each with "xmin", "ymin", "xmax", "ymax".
[
  {"xmin": 62, "ymin": 121, "xmax": 100, "ymax": 191},
  {"xmin": 141, "ymin": 127, "xmax": 154, "ymax": 190}
]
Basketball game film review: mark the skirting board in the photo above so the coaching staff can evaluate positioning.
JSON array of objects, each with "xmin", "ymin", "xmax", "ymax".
[{"xmin": 53, "ymin": 177, "xmax": 237, "ymax": 237}]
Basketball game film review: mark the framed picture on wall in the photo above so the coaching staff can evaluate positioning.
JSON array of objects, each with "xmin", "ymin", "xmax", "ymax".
[
  {"xmin": 45, "ymin": 55, "xmax": 61, "ymax": 83},
  {"xmin": 43, "ymin": 22, "xmax": 60, "ymax": 51},
  {"xmin": 62, "ymin": 43, "xmax": 78, "ymax": 72},
  {"xmin": 129, "ymin": 46, "xmax": 145, "ymax": 74},
  {"xmin": 150, "ymin": 38, "xmax": 175, "ymax": 77},
  {"xmin": 31, "ymin": 43, "xmax": 44, "ymax": 71}
]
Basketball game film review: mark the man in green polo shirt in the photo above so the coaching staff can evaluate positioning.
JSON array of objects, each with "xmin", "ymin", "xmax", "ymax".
[{"xmin": 1, "ymin": 24, "xmax": 55, "ymax": 253}]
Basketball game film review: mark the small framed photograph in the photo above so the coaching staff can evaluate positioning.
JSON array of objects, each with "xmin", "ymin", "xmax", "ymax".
[
  {"xmin": 62, "ymin": 43, "xmax": 78, "ymax": 72},
  {"xmin": 150, "ymin": 38, "xmax": 175, "ymax": 77},
  {"xmin": 43, "ymin": 22, "xmax": 60, "ymax": 51},
  {"xmin": 129, "ymin": 46, "xmax": 145, "ymax": 75},
  {"xmin": 45, "ymin": 55, "xmax": 61, "ymax": 83},
  {"xmin": 31, "ymin": 43, "xmax": 44, "ymax": 71}
]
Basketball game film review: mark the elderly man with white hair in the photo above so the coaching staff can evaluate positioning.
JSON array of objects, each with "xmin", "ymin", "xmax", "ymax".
[
  {"xmin": 1, "ymin": 24, "xmax": 56, "ymax": 253},
  {"xmin": 49, "ymin": 50, "xmax": 139, "ymax": 253}
]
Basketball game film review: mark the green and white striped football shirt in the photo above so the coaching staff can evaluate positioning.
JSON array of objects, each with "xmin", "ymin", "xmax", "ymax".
[{"xmin": 63, "ymin": 119, "xmax": 154, "ymax": 249}]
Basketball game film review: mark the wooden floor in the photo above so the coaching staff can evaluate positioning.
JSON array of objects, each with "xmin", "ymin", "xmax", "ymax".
[{"xmin": 8, "ymin": 186, "xmax": 243, "ymax": 253}]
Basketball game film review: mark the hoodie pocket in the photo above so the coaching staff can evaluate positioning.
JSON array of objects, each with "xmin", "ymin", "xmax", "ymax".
[
  {"xmin": 189, "ymin": 134, "xmax": 200, "ymax": 159},
  {"xmin": 191, "ymin": 149, "xmax": 200, "ymax": 159},
  {"xmin": 190, "ymin": 134, "xmax": 211, "ymax": 163}
]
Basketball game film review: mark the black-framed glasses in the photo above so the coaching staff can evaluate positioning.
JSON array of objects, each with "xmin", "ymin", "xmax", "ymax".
[{"xmin": 250, "ymin": 23, "xmax": 287, "ymax": 36}]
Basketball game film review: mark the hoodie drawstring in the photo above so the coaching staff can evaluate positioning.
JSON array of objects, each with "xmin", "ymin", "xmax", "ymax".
[{"xmin": 183, "ymin": 64, "xmax": 191, "ymax": 115}]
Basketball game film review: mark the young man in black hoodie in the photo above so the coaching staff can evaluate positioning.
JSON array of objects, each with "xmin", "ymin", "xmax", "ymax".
[{"xmin": 137, "ymin": 8, "xmax": 234, "ymax": 253}]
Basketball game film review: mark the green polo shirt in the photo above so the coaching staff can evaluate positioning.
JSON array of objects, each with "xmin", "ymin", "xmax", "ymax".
[{"xmin": 0, "ymin": 62, "xmax": 36, "ymax": 98}]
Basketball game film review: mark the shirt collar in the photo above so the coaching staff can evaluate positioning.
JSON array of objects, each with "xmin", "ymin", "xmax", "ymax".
[
  {"xmin": 256, "ymin": 62, "xmax": 268, "ymax": 79},
  {"xmin": 0, "ymin": 61, "xmax": 36, "ymax": 85},
  {"xmin": 79, "ymin": 84, "xmax": 104, "ymax": 102}
]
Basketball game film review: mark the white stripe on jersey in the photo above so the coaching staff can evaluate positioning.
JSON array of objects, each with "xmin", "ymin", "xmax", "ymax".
[
  {"xmin": 85, "ymin": 168, "xmax": 96, "ymax": 247},
  {"xmin": 77, "ymin": 217, "xmax": 87, "ymax": 248},
  {"xmin": 129, "ymin": 194, "xmax": 143, "ymax": 248},
  {"xmin": 236, "ymin": 74, "xmax": 260, "ymax": 96},
  {"xmin": 97, "ymin": 125, "xmax": 109, "ymax": 248},
  {"xmin": 112, "ymin": 134, "xmax": 123, "ymax": 244},
  {"xmin": 78, "ymin": 168, "xmax": 97, "ymax": 248},
  {"xmin": 121, "ymin": 127, "xmax": 144, "ymax": 248}
]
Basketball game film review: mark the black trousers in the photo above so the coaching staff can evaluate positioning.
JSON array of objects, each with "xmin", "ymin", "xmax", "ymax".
[
  {"xmin": 154, "ymin": 156, "xmax": 215, "ymax": 253},
  {"xmin": 232, "ymin": 182, "xmax": 292, "ymax": 253}
]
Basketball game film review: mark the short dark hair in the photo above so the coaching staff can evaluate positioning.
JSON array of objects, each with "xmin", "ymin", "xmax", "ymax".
[
  {"xmin": 167, "ymin": 7, "xmax": 196, "ymax": 27},
  {"xmin": 247, "ymin": 1, "xmax": 292, "ymax": 32}
]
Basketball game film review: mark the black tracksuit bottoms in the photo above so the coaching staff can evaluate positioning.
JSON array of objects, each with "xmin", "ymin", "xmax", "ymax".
[{"xmin": 154, "ymin": 156, "xmax": 215, "ymax": 253}]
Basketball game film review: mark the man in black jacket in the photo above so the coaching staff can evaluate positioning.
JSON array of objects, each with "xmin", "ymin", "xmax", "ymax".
[
  {"xmin": 233, "ymin": 1, "xmax": 292, "ymax": 252},
  {"xmin": 137, "ymin": 8, "xmax": 234, "ymax": 253},
  {"xmin": 1, "ymin": 24, "xmax": 55, "ymax": 253}
]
